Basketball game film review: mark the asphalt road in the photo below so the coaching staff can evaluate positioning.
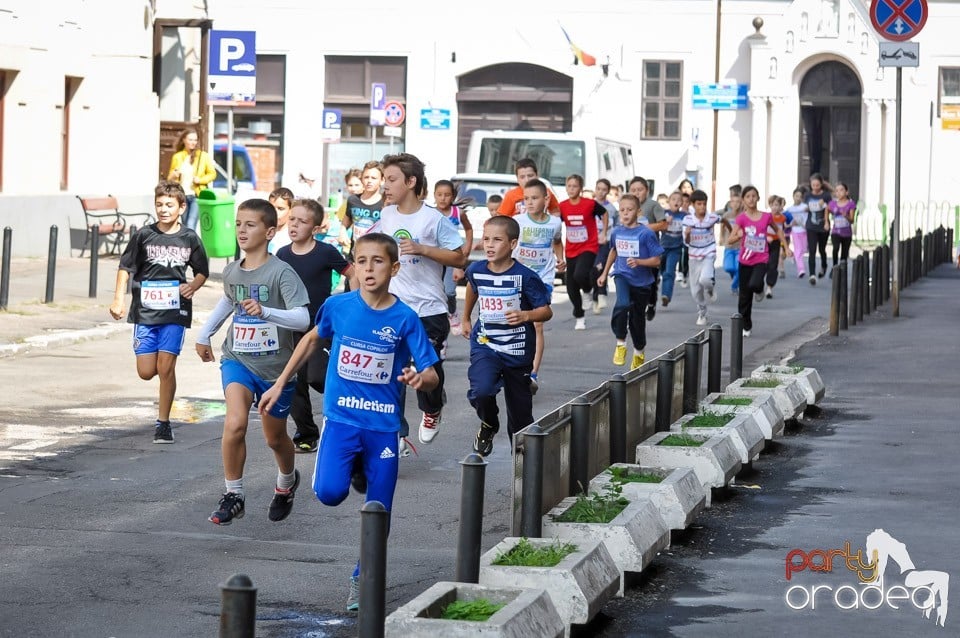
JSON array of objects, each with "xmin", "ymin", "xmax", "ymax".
[{"xmin": 0, "ymin": 265, "xmax": 846, "ymax": 638}]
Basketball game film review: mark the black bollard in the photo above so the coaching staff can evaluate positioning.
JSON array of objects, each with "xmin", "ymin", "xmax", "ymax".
[
  {"xmin": 88, "ymin": 225, "xmax": 100, "ymax": 298},
  {"xmin": 455, "ymin": 453, "xmax": 487, "ymax": 584},
  {"xmin": 872, "ymin": 247, "xmax": 881, "ymax": 310},
  {"xmin": 43, "ymin": 225, "xmax": 58, "ymax": 304},
  {"xmin": 569, "ymin": 401, "xmax": 592, "ymax": 494},
  {"xmin": 359, "ymin": 501, "xmax": 389, "ymax": 638},
  {"xmin": 0, "ymin": 227, "xmax": 11, "ymax": 311},
  {"xmin": 829, "ymin": 265, "xmax": 841, "ymax": 336},
  {"xmin": 219, "ymin": 574, "xmax": 256, "ymax": 638},
  {"xmin": 683, "ymin": 337, "xmax": 701, "ymax": 415},
  {"xmin": 655, "ymin": 356, "xmax": 676, "ymax": 432},
  {"xmin": 729, "ymin": 313, "xmax": 743, "ymax": 383},
  {"xmin": 849, "ymin": 258, "xmax": 859, "ymax": 327},
  {"xmin": 862, "ymin": 252, "xmax": 871, "ymax": 316},
  {"xmin": 838, "ymin": 261, "xmax": 848, "ymax": 330},
  {"xmin": 857, "ymin": 256, "xmax": 865, "ymax": 322},
  {"xmin": 608, "ymin": 374, "xmax": 627, "ymax": 464},
  {"xmin": 707, "ymin": 323, "xmax": 723, "ymax": 394},
  {"xmin": 882, "ymin": 244, "xmax": 891, "ymax": 302},
  {"xmin": 519, "ymin": 424, "xmax": 545, "ymax": 538}
]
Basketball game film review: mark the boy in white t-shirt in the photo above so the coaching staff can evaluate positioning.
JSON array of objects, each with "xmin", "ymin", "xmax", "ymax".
[
  {"xmin": 370, "ymin": 153, "xmax": 466, "ymax": 452},
  {"xmin": 682, "ymin": 190, "xmax": 721, "ymax": 326},
  {"xmin": 512, "ymin": 179, "xmax": 564, "ymax": 394}
]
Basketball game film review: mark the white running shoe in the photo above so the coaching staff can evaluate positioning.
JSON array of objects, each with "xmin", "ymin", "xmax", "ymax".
[
  {"xmin": 574, "ymin": 317, "xmax": 586, "ymax": 330},
  {"xmin": 596, "ymin": 295, "xmax": 608, "ymax": 310},
  {"xmin": 742, "ymin": 329, "xmax": 752, "ymax": 337},
  {"xmin": 754, "ymin": 292, "xmax": 764, "ymax": 303},
  {"xmin": 592, "ymin": 299, "xmax": 602, "ymax": 314},
  {"xmin": 418, "ymin": 412, "xmax": 441, "ymax": 444},
  {"xmin": 583, "ymin": 299, "xmax": 593, "ymax": 314},
  {"xmin": 709, "ymin": 288, "xmax": 719, "ymax": 303},
  {"xmin": 696, "ymin": 312, "xmax": 707, "ymax": 326}
]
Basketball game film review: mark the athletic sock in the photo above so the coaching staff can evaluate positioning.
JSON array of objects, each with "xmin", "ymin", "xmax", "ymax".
[
  {"xmin": 277, "ymin": 470, "xmax": 297, "ymax": 491},
  {"xmin": 616, "ymin": 340, "xmax": 626, "ymax": 347},
  {"xmin": 225, "ymin": 478, "xmax": 244, "ymax": 497}
]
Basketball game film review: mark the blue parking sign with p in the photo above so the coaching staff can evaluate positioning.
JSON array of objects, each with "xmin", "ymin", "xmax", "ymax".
[
  {"xmin": 210, "ymin": 31, "xmax": 256, "ymax": 75},
  {"xmin": 322, "ymin": 109, "xmax": 342, "ymax": 129},
  {"xmin": 209, "ymin": 30, "xmax": 256, "ymax": 105}
]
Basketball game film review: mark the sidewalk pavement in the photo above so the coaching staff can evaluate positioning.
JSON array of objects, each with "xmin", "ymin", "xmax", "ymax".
[
  {"xmin": 0, "ymin": 255, "xmax": 231, "ymax": 355},
  {"xmin": 596, "ymin": 264, "xmax": 960, "ymax": 636}
]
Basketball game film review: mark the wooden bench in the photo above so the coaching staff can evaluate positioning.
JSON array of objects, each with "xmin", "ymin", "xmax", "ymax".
[{"xmin": 76, "ymin": 196, "xmax": 154, "ymax": 257}]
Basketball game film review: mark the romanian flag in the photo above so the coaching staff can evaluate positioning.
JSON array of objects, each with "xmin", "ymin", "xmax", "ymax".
[{"xmin": 560, "ymin": 25, "xmax": 596, "ymax": 67}]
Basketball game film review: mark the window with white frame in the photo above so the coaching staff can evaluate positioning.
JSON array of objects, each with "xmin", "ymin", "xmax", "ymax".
[{"xmin": 642, "ymin": 61, "xmax": 682, "ymax": 141}]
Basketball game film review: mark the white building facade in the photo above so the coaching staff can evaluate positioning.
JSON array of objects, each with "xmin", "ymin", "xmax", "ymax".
[{"xmin": 1, "ymin": 0, "xmax": 957, "ymax": 255}]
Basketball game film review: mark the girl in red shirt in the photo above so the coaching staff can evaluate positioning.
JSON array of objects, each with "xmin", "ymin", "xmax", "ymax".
[{"xmin": 559, "ymin": 174, "xmax": 608, "ymax": 330}]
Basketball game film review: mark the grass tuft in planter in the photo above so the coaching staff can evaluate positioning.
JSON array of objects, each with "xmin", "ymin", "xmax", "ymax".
[
  {"xmin": 764, "ymin": 364, "xmax": 804, "ymax": 373},
  {"xmin": 553, "ymin": 483, "xmax": 630, "ymax": 524},
  {"xmin": 742, "ymin": 378, "xmax": 781, "ymax": 388},
  {"xmin": 492, "ymin": 538, "xmax": 578, "ymax": 567},
  {"xmin": 658, "ymin": 434, "xmax": 704, "ymax": 447},
  {"xmin": 712, "ymin": 396, "xmax": 753, "ymax": 406},
  {"xmin": 440, "ymin": 598, "xmax": 505, "ymax": 621},
  {"xmin": 608, "ymin": 466, "xmax": 663, "ymax": 484},
  {"xmin": 685, "ymin": 411, "xmax": 735, "ymax": 428}
]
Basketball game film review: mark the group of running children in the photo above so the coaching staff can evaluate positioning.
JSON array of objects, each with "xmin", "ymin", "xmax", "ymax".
[{"xmin": 108, "ymin": 153, "xmax": 854, "ymax": 612}]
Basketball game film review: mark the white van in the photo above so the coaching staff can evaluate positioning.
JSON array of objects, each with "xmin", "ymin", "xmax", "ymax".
[{"xmin": 463, "ymin": 130, "xmax": 634, "ymax": 191}]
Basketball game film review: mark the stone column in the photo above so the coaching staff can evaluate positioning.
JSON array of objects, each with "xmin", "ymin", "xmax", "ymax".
[
  {"xmin": 767, "ymin": 96, "xmax": 788, "ymax": 198},
  {"xmin": 862, "ymin": 97, "xmax": 883, "ymax": 212},
  {"xmin": 749, "ymin": 95, "xmax": 769, "ymax": 188}
]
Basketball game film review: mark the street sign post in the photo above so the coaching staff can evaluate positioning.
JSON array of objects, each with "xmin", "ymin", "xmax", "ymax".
[
  {"xmin": 209, "ymin": 30, "xmax": 257, "ymax": 106},
  {"xmin": 692, "ymin": 83, "xmax": 749, "ymax": 110},
  {"xmin": 209, "ymin": 30, "xmax": 257, "ymax": 194},
  {"xmin": 879, "ymin": 41, "xmax": 920, "ymax": 67},
  {"xmin": 870, "ymin": 0, "xmax": 928, "ymax": 42},
  {"xmin": 321, "ymin": 108, "xmax": 342, "ymax": 143},
  {"xmin": 370, "ymin": 83, "xmax": 386, "ymax": 159},
  {"xmin": 870, "ymin": 0, "xmax": 927, "ymax": 317}
]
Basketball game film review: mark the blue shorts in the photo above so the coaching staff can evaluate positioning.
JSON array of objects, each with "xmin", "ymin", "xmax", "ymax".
[
  {"xmin": 220, "ymin": 358, "xmax": 296, "ymax": 419},
  {"xmin": 133, "ymin": 324, "xmax": 185, "ymax": 356}
]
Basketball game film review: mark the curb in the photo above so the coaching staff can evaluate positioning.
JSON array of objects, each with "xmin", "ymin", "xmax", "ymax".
[{"xmin": 0, "ymin": 322, "xmax": 132, "ymax": 356}]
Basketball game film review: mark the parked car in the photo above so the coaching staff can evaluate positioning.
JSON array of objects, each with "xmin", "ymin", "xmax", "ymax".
[{"xmin": 213, "ymin": 143, "xmax": 257, "ymax": 192}]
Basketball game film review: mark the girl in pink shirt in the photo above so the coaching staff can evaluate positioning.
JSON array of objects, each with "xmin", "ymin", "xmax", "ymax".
[{"xmin": 726, "ymin": 185, "xmax": 791, "ymax": 336}]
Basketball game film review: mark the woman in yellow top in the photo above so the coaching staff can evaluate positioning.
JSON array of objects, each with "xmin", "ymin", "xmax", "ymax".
[{"xmin": 168, "ymin": 128, "xmax": 217, "ymax": 231}]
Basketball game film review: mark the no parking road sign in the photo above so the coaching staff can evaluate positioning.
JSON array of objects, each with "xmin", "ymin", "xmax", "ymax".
[
  {"xmin": 870, "ymin": 0, "xmax": 927, "ymax": 42},
  {"xmin": 383, "ymin": 101, "xmax": 405, "ymax": 127}
]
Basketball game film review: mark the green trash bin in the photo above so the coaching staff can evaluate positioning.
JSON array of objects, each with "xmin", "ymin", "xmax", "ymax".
[{"xmin": 197, "ymin": 189, "xmax": 236, "ymax": 257}]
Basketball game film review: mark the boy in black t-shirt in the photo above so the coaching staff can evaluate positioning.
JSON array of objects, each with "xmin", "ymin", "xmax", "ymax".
[
  {"xmin": 110, "ymin": 181, "xmax": 209, "ymax": 443},
  {"xmin": 276, "ymin": 199, "xmax": 353, "ymax": 452}
]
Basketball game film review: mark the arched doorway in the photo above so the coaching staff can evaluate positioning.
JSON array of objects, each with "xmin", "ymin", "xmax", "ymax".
[
  {"xmin": 456, "ymin": 63, "xmax": 572, "ymax": 171},
  {"xmin": 797, "ymin": 61, "xmax": 862, "ymax": 192}
]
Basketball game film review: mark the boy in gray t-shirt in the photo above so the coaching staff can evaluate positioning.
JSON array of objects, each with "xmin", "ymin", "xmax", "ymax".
[{"xmin": 196, "ymin": 199, "xmax": 311, "ymax": 526}]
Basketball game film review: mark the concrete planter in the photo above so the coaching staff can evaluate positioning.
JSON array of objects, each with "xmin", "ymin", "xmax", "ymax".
[
  {"xmin": 700, "ymin": 391, "xmax": 785, "ymax": 439},
  {"xmin": 588, "ymin": 464, "xmax": 705, "ymax": 532},
  {"xmin": 750, "ymin": 364, "xmax": 825, "ymax": 405},
  {"xmin": 634, "ymin": 431, "xmax": 742, "ymax": 506},
  {"xmin": 541, "ymin": 496, "xmax": 670, "ymax": 596},
  {"xmin": 385, "ymin": 581, "xmax": 565, "ymax": 638},
  {"xmin": 725, "ymin": 376, "xmax": 807, "ymax": 421},
  {"xmin": 479, "ymin": 537, "xmax": 619, "ymax": 634},
  {"xmin": 671, "ymin": 411, "xmax": 766, "ymax": 464}
]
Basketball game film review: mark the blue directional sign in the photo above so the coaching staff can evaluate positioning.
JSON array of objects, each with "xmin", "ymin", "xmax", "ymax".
[
  {"xmin": 870, "ymin": 0, "xmax": 928, "ymax": 43},
  {"xmin": 692, "ymin": 83, "xmax": 749, "ymax": 110},
  {"xmin": 420, "ymin": 108, "xmax": 451, "ymax": 130},
  {"xmin": 209, "ymin": 30, "xmax": 256, "ymax": 106}
]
